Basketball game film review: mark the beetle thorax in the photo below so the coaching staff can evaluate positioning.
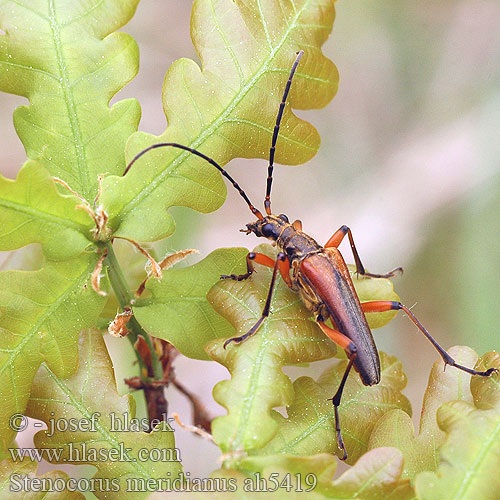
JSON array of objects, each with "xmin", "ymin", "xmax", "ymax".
[{"xmin": 245, "ymin": 214, "xmax": 322, "ymax": 263}]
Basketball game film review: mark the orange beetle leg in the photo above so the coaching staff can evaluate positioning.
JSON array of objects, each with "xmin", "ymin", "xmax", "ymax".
[
  {"xmin": 221, "ymin": 252, "xmax": 275, "ymax": 281},
  {"xmin": 325, "ymin": 225, "xmax": 402, "ymax": 279},
  {"xmin": 362, "ymin": 300, "xmax": 497, "ymax": 377},
  {"xmin": 317, "ymin": 321, "xmax": 357, "ymax": 359},
  {"xmin": 221, "ymin": 252, "xmax": 292, "ymax": 287},
  {"xmin": 317, "ymin": 320, "xmax": 358, "ymax": 461}
]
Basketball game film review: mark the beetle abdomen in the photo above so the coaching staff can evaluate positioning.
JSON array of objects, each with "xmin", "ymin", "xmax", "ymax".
[{"xmin": 299, "ymin": 249, "xmax": 381, "ymax": 386}]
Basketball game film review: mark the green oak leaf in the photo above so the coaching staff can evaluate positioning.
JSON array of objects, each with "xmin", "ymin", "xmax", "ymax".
[
  {"xmin": 351, "ymin": 265, "xmax": 399, "ymax": 328},
  {"xmin": 0, "ymin": 0, "xmax": 141, "ymax": 200},
  {"xmin": 0, "ymin": 458, "xmax": 85, "ymax": 499},
  {"xmin": 470, "ymin": 351, "xmax": 500, "ymax": 410},
  {"xmin": 101, "ymin": 0, "xmax": 338, "ymax": 242},
  {"xmin": 133, "ymin": 247, "xmax": 248, "ymax": 360},
  {"xmin": 415, "ymin": 351, "xmax": 500, "ymax": 500},
  {"xmin": 205, "ymin": 244, "xmax": 403, "ymax": 456},
  {"xmin": 0, "ymin": 254, "xmax": 107, "ymax": 451},
  {"xmin": 239, "ymin": 453, "xmax": 337, "ymax": 490},
  {"xmin": 368, "ymin": 345, "xmax": 479, "ymax": 480},
  {"xmin": 0, "ymin": 161, "xmax": 94, "ymax": 260},
  {"xmin": 26, "ymin": 329, "xmax": 182, "ymax": 500},
  {"xmin": 255, "ymin": 351, "xmax": 411, "ymax": 464},
  {"xmin": 239, "ymin": 448, "xmax": 414, "ymax": 499},
  {"xmin": 322, "ymin": 448, "xmax": 414, "ymax": 500},
  {"xmin": 169, "ymin": 450, "xmax": 413, "ymax": 499}
]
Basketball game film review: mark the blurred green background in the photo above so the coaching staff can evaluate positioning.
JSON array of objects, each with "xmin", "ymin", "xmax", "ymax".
[{"xmin": 1, "ymin": 0, "xmax": 499, "ymax": 478}]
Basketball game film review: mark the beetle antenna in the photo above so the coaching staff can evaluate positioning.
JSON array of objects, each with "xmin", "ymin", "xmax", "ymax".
[
  {"xmin": 123, "ymin": 142, "xmax": 264, "ymax": 219},
  {"xmin": 264, "ymin": 50, "xmax": 304, "ymax": 216}
]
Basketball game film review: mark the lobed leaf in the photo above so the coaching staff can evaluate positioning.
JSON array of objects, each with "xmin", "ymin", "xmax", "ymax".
[
  {"xmin": 0, "ymin": 254, "xmax": 107, "ymax": 450},
  {"xmin": 256, "ymin": 351, "xmax": 411, "ymax": 464},
  {"xmin": 0, "ymin": 161, "xmax": 93, "ymax": 260},
  {"xmin": 415, "ymin": 400, "xmax": 500, "ymax": 500},
  {"xmin": 205, "ymin": 244, "xmax": 404, "ymax": 456},
  {"xmin": 320, "ymin": 448, "xmax": 414, "ymax": 500},
  {"xmin": 26, "ymin": 329, "xmax": 182, "ymax": 500},
  {"xmin": 0, "ymin": 0, "xmax": 141, "ymax": 200},
  {"xmin": 368, "ymin": 346, "xmax": 479, "ymax": 480},
  {"xmin": 414, "ymin": 351, "xmax": 500, "ymax": 500},
  {"xmin": 101, "ymin": 0, "xmax": 339, "ymax": 243},
  {"xmin": 470, "ymin": 351, "xmax": 500, "ymax": 410},
  {"xmin": 133, "ymin": 247, "xmax": 248, "ymax": 360},
  {"xmin": 239, "ymin": 453, "xmax": 338, "ymax": 489},
  {"xmin": 0, "ymin": 458, "xmax": 85, "ymax": 499},
  {"xmin": 352, "ymin": 265, "xmax": 399, "ymax": 329},
  {"xmin": 174, "ymin": 449, "xmax": 414, "ymax": 499}
]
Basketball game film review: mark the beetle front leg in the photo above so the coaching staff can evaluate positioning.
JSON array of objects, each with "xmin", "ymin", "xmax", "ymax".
[
  {"xmin": 221, "ymin": 252, "xmax": 292, "ymax": 287},
  {"xmin": 317, "ymin": 320, "xmax": 358, "ymax": 460},
  {"xmin": 221, "ymin": 252, "xmax": 274, "ymax": 281},
  {"xmin": 324, "ymin": 225, "xmax": 403, "ymax": 279},
  {"xmin": 224, "ymin": 253, "xmax": 286, "ymax": 348},
  {"xmin": 362, "ymin": 301, "xmax": 498, "ymax": 377}
]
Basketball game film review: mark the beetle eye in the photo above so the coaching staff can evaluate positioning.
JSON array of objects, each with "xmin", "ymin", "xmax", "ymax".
[
  {"xmin": 278, "ymin": 214, "xmax": 289, "ymax": 223},
  {"xmin": 261, "ymin": 223, "xmax": 275, "ymax": 238}
]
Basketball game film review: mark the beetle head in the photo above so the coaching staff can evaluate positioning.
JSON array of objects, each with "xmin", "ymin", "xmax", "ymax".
[{"xmin": 244, "ymin": 214, "xmax": 290, "ymax": 240}]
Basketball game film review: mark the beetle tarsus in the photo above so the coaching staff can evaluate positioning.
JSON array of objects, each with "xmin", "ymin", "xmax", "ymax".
[
  {"xmin": 220, "ymin": 272, "xmax": 252, "ymax": 281},
  {"xmin": 223, "ymin": 315, "xmax": 267, "ymax": 349},
  {"xmin": 439, "ymin": 348, "xmax": 498, "ymax": 377},
  {"xmin": 483, "ymin": 367, "xmax": 498, "ymax": 376},
  {"xmin": 329, "ymin": 397, "xmax": 347, "ymax": 460},
  {"xmin": 223, "ymin": 336, "xmax": 241, "ymax": 349},
  {"xmin": 223, "ymin": 335, "xmax": 247, "ymax": 349},
  {"xmin": 221, "ymin": 252, "xmax": 260, "ymax": 281},
  {"xmin": 444, "ymin": 358, "xmax": 498, "ymax": 377},
  {"xmin": 361, "ymin": 266, "xmax": 404, "ymax": 279},
  {"xmin": 333, "ymin": 404, "xmax": 348, "ymax": 461},
  {"xmin": 223, "ymin": 319, "xmax": 264, "ymax": 349}
]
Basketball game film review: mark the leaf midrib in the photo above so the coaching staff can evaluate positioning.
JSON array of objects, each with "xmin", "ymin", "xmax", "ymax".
[
  {"xmin": 0, "ymin": 258, "xmax": 95, "ymax": 379},
  {"xmin": 0, "ymin": 198, "xmax": 90, "ymax": 234},
  {"xmin": 48, "ymin": 0, "xmax": 90, "ymax": 199},
  {"xmin": 449, "ymin": 410, "xmax": 500, "ymax": 499},
  {"xmin": 37, "ymin": 349, "xmax": 151, "ymax": 478},
  {"xmin": 353, "ymin": 454, "xmax": 401, "ymax": 497},
  {"xmin": 231, "ymin": 326, "xmax": 284, "ymax": 451}
]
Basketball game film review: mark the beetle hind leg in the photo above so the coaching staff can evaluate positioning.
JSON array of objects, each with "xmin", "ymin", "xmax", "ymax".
[
  {"xmin": 360, "ymin": 266, "xmax": 403, "ymax": 279},
  {"xmin": 317, "ymin": 320, "xmax": 358, "ymax": 460},
  {"xmin": 328, "ymin": 357, "xmax": 355, "ymax": 461},
  {"xmin": 362, "ymin": 300, "xmax": 498, "ymax": 377}
]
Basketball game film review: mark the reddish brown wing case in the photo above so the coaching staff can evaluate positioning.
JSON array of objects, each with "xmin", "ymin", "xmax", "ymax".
[{"xmin": 300, "ymin": 248, "xmax": 381, "ymax": 386}]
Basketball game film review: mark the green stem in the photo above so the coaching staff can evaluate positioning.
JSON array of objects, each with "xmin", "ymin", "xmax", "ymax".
[
  {"xmin": 104, "ymin": 241, "xmax": 132, "ymax": 308},
  {"xmin": 105, "ymin": 242, "xmax": 163, "ymax": 381}
]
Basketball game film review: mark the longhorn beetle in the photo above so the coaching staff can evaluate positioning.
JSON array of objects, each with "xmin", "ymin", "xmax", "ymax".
[{"xmin": 123, "ymin": 51, "xmax": 497, "ymax": 459}]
